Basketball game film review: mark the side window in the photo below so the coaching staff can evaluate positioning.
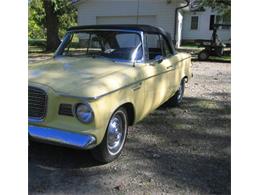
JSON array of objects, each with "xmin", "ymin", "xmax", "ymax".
[
  {"xmin": 145, "ymin": 33, "xmax": 163, "ymax": 60},
  {"xmin": 160, "ymin": 35, "xmax": 172, "ymax": 57},
  {"xmin": 190, "ymin": 16, "xmax": 199, "ymax": 30}
]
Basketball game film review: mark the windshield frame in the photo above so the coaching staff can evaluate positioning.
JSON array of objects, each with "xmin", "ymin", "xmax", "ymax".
[{"xmin": 54, "ymin": 29, "xmax": 145, "ymax": 63}]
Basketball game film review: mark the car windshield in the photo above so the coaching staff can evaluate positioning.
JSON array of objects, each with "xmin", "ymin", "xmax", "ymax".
[{"xmin": 56, "ymin": 31, "xmax": 143, "ymax": 62}]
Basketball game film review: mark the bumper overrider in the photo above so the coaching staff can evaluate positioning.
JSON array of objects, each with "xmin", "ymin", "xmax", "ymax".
[{"xmin": 28, "ymin": 125, "xmax": 96, "ymax": 149}]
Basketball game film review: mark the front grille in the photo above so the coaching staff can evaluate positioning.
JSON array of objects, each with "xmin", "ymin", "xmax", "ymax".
[{"xmin": 28, "ymin": 86, "xmax": 47, "ymax": 119}]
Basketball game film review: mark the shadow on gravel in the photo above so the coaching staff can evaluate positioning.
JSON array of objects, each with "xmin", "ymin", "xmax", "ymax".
[
  {"xmin": 29, "ymin": 141, "xmax": 100, "ymax": 169},
  {"xmin": 127, "ymin": 95, "xmax": 231, "ymax": 194},
  {"xmin": 28, "ymin": 142, "xmax": 108, "ymax": 193},
  {"xmin": 29, "ymin": 94, "xmax": 231, "ymax": 194}
]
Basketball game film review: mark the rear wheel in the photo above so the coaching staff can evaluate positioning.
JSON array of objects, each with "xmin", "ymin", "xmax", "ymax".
[{"xmin": 91, "ymin": 107, "xmax": 128, "ymax": 163}]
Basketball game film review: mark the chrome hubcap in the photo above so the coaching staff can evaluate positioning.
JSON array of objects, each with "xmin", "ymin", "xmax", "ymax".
[{"xmin": 107, "ymin": 112, "xmax": 126, "ymax": 155}]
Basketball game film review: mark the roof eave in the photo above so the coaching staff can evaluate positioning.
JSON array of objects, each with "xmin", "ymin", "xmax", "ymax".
[{"xmin": 72, "ymin": 0, "xmax": 87, "ymax": 7}]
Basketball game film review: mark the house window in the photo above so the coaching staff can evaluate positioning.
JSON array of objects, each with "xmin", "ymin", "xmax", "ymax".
[
  {"xmin": 190, "ymin": 16, "xmax": 199, "ymax": 30},
  {"xmin": 209, "ymin": 15, "xmax": 215, "ymax": 30}
]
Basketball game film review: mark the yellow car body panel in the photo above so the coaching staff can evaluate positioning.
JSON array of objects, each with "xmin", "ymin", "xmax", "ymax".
[{"xmin": 29, "ymin": 52, "xmax": 192, "ymax": 147}]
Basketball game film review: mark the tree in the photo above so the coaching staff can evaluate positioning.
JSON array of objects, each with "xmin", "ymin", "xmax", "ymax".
[
  {"xmin": 43, "ymin": 0, "xmax": 60, "ymax": 51},
  {"xmin": 195, "ymin": 0, "xmax": 231, "ymax": 17},
  {"xmin": 29, "ymin": 0, "xmax": 77, "ymax": 51}
]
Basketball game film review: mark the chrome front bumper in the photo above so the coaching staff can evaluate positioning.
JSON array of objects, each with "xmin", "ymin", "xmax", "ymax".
[{"xmin": 28, "ymin": 125, "xmax": 96, "ymax": 149}]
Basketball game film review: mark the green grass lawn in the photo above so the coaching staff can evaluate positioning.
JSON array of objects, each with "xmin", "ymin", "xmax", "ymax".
[
  {"xmin": 29, "ymin": 45, "xmax": 46, "ymax": 53},
  {"xmin": 181, "ymin": 42, "xmax": 201, "ymax": 48},
  {"xmin": 28, "ymin": 39, "xmax": 46, "ymax": 53},
  {"xmin": 28, "ymin": 39, "xmax": 46, "ymax": 46},
  {"xmin": 209, "ymin": 55, "xmax": 231, "ymax": 62},
  {"xmin": 28, "ymin": 39, "xmax": 54, "ymax": 62}
]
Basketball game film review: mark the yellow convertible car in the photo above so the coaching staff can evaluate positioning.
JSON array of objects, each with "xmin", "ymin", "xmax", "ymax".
[{"xmin": 29, "ymin": 25, "xmax": 192, "ymax": 162}]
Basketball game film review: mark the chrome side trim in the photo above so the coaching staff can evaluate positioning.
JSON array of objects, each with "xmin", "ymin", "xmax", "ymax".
[
  {"xmin": 56, "ymin": 79, "xmax": 145, "ymax": 101},
  {"xmin": 28, "ymin": 125, "xmax": 96, "ymax": 148},
  {"xmin": 174, "ymin": 56, "xmax": 192, "ymax": 63}
]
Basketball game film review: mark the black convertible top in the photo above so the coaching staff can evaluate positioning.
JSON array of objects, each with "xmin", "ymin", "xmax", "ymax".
[
  {"xmin": 68, "ymin": 24, "xmax": 175, "ymax": 53},
  {"xmin": 69, "ymin": 24, "xmax": 165, "ymax": 34}
]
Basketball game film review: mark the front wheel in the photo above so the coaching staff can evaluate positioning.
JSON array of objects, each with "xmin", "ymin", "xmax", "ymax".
[{"xmin": 91, "ymin": 107, "xmax": 128, "ymax": 163}]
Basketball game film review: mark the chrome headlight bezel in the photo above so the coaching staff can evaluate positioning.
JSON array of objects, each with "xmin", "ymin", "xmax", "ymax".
[{"xmin": 75, "ymin": 103, "xmax": 94, "ymax": 124}]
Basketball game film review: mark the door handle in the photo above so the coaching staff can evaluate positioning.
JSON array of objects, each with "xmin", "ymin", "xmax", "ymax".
[
  {"xmin": 132, "ymin": 82, "xmax": 142, "ymax": 91},
  {"xmin": 166, "ymin": 65, "xmax": 176, "ymax": 70}
]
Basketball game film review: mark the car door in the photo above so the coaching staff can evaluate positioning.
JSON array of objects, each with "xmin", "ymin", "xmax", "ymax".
[
  {"xmin": 159, "ymin": 34, "xmax": 181, "ymax": 97},
  {"xmin": 138, "ymin": 33, "xmax": 171, "ymax": 118}
]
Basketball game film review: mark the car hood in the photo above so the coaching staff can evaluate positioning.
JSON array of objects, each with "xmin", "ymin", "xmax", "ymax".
[{"xmin": 29, "ymin": 57, "xmax": 140, "ymax": 98}]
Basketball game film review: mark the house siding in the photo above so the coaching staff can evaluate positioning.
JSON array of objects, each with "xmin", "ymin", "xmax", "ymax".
[
  {"xmin": 76, "ymin": 0, "xmax": 178, "ymax": 40},
  {"xmin": 182, "ymin": 8, "xmax": 231, "ymax": 43}
]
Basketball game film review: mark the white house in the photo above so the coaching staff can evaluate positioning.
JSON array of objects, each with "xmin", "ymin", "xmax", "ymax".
[
  {"xmin": 181, "ymin": 7, "xmax": 231, "ymax": 43},
  {"xmin": 73, "ymin": 0, "xmax": 231, "ymax": 47},
  {"xmin": 73, "ymin": 0, "xmax": 188, "ymax": 47}
]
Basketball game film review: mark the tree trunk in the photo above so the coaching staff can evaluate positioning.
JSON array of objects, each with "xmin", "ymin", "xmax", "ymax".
[{"xmin": 43, "ymin": 0, "xmax": 61, "ymax": 51}]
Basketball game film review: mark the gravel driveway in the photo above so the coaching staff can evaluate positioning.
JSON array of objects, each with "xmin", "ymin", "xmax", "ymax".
[{"xmin": 29, "ymin": 60, "xmax": 231, "ymax": 195}]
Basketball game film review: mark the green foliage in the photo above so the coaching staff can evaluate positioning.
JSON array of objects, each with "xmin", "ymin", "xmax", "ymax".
[
  {"xmin": 195, "ymin": 0, "xmax": 231, "ymax": 17},
  {"xmin": 56, "ymin": 2, "xmax": 77, "ymax": 38},
  {"xmin": 50, "ymin": 0, "xmax": 78, "ymax": 37},
  {"xmin": 28, "ymin": 0, "xmax": 77, "ymax": 39},
  {"xmin": 28, "ymin": 0, "xmax": 45, "ymax": 39}
]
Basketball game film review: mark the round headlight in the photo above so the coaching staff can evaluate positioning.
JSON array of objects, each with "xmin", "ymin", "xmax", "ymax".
[{"xmin": 75, "ymin": 103, "xmax": 94, "ymax": 123}]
